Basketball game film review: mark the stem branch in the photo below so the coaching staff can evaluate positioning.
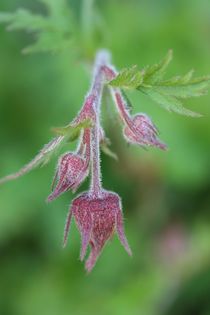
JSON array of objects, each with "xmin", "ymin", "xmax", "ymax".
[{"xmin": 89, "ymin": 50, "xmax": 110, "ymax": 197}]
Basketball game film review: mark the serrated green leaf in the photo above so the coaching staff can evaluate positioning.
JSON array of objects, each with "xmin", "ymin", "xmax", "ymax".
[
  {"xmin": 0, "ymin": 136, "xmax": 65, "ymax": 185},
  {"xmin": 109, "ymin": 50, "xmax": 210, "ymax": 117},
  {"xmin": 109, "ymin": 65, "xmax": 143, "ymax": 89},
  {"xmin": 100, "ymin": 139, "xmax": 118, "ymax": 161},
  {"xmin": 160, "ymin": 72, "xmax": 210, "ymax": 86},
  {"xmin": 0, "ymin": 118, "xmax": 92, "ymax": 185},
  {"xmin": 141, "ymin": 87, "xmax": 202, "ymax": 117},
  {"xmin": 151, "ymin": 83, "xmax": 209, "ymax": 99},
  {"xmin": 143, "ymin": 74, "xmax": 210, "ymax": 99},
  {"xmin": 0, "ymin": 0, "xmax": 74, "ymax": 54},
  {"xmin": 101, "ymin": 145, "xmax": 118, "ymax": 161},
  {"xmin": 0, "ymin": 9, "xmax": 50, "ymax": 31},
  {"xmin": 40, "ymin": 0, "xmax": 67, "ymax": 15},
  {"xmin": 0, "ymin": 118, "xmax": 93, "ymax": 185},
  {"xmin": 143, "ymin": 49, "xmax": 173, "ymax": 84},
  {"xmin": 22, "ymin": 31, "xmax": 72, "ymax": 54},
  {"xmin": 181, "ymin": 69, "xmax": 194, "ymax": 83},
  {"xmin": 52, "ymin": 119, "xmax": 93, "ymax": 142}
]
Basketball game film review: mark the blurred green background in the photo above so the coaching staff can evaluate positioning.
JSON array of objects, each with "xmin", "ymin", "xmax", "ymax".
[{"xmin": 0, "ymin": 0, "xmax": 210, "ymax": 314}]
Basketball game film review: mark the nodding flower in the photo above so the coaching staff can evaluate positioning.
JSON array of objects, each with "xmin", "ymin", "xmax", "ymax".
[
  {"xmin": 111, "ymin": 90, "xmax": 167, "ymax": 150},
  {"xmin": 47, "ymin": 152, "xmax": 89, "ymax": 202},
  {"xmin": 48, "ymin": 129, "xmax": 91, "ymax": 202},
  {"xmin": 0, "ymin": 50, "xmax": 171, "ymax": 272},
  {"xmin": 123, "ymin": 113, "xmax": 167, "ymax": 150},
  {"xmin": 63, "ymin": 190, "xmax": 132, "ymax": 272}
]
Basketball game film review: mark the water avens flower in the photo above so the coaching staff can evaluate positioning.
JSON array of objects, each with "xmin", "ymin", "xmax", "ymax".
[
  {"xmin": 0, "ymin": 50, "xmax": 170, "ymax": 272},
  {"xmin": 63, "ymin": 190, "xmax": 132, "ymax": 272},
  {"xmin": 110, "ymin": 90, "xmax": 167, "ymax": 150},
  {"xmin": 1, "ymin": 0, "xmax": 209, "ymax": 274},
  {"xmin": 123, "ymin": 113, "xmax": 167, "ymax": 150}
]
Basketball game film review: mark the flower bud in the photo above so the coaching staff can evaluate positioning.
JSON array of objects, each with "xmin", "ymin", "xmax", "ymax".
[
  {"xmin": 47, "ymin": 152, "xmax": 89, "ymax": 202},
  {"xmin": 64, "ymin": 190, "xmax": 132, "ymax": 272},
  {"xmin": 123, "ymin": 114, "xmax": 167, "ymax": 150}
]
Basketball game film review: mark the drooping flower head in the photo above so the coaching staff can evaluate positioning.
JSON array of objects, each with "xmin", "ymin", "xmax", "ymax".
[
  {"xmin": 47, "ymin": 152, "xmax": 89, "ymax": 202},
  {"xmin": 63, "ymin": 190, "xmax": 132, "ymax": 272},
  {"xmin": 111, "ymin": 90, "xmax": 167, "ymax": 150},
  {"xmin": 123, "ymin": 113, "xmax": 167, "ymax": 150},
  {"xmin": 48, "ymin": 128, "xmax": 91, "ymax": 202},
  {"xmin": 1, "ymin": 50, "xmax": 182, "ymax": 273}
]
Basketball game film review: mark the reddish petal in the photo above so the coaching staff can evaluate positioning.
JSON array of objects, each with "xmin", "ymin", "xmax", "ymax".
[
  {"xmin": 71, "ymin": 168, "xmax": 89, "ymax": 193},
  {"xmin": 51, "ymin": 169, "xmax": 58, "ymax": 191},
  {"xmin": 80, "ymin": 220, "xmax": 92, "ymax": 261},
  {"xmin": 63, "ymin": 204, "xmax": 74, "ymax": 248},
  {"xmin": 47, "ymin": 179, "xmax": 73, "ymax": 202},
  {"xmin": 85, "ymin": 241, "xmax": 100, "ymax": 273},
  {"xmin": 123, "ymin": 114, "xmax": 167, "ymax": 150},
  {"xmin": 72, "ymin": 195, "xmax": 93, "ymax": 261},
  {"xmin": 116, "ymin": 209, "xmax": 132, "ymax": 256}
]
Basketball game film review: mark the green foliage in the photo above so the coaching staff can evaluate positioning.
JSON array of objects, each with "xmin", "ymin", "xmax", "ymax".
[
  {"xmin": 110, "ymin": 65, "xmax": 144, "ymax": 89},
  {"xmin": 0, "ymin": 136, "xmax": 62, "ymax": 185},
  {"xmin": 143, "ymin": 49, "xmax": 173, "ymax": 84},
  {"xmin": 109, "ymin": 50, "xmax": 210, "ymax": 116},
  {"xmin": 0, "ymin": 0, "xmax": 74, "ymax": 53},
  {"xmin": 100, "ymin": 138, "xmax": 118, "ymax": 161},
  {"xmin": 52, "ymin": 119, "xmax": 93, "ymax": 141},
  {"xmin": 0, "ymin": 120, "xmax": 91, "ymax": 185}
]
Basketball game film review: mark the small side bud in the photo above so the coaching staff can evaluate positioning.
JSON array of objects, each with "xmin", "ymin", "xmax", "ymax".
[
  {"xmin": 123, "ymin": 114, "xmax": 167, "ymax": 150},
  {"xmin": 47, "ymin": 152, "xmax": 89, "ymax": 202}
]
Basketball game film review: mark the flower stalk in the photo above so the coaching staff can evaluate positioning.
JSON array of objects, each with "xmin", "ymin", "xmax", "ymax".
[{"xmin": 88, "ymin": 51, "xmax": 109, "ymax": 197}]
